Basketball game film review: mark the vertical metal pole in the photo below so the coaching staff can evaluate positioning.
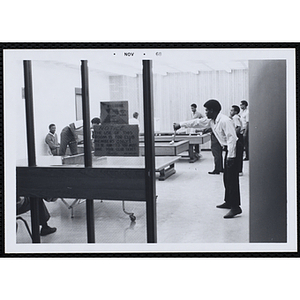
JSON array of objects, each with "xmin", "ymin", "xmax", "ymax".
[
  {"xmin": 81, "ymin": 60, "xmax": 92, "ymax": 167},
  {"xmin": 81, "ymin": 60, "xmax": 95, "ymax": 243},
  {"xmin": 23, "ymin": 60, "xmax": 40, "ymax": 243},
  {"xmin": 23, "ymin": 61, "xmax": 36, "ymax": 167},
  {"xmin": 142, "ymin": 60, "xmax": 157, "ymax": 243}
]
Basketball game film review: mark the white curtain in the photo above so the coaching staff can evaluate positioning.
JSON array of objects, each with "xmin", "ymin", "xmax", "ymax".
[{"xmin": 109, "ymin": 69, "xmax": 249, "ymax": 134}]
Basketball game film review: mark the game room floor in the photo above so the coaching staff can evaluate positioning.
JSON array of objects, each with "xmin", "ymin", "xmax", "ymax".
[{"xmin": 16, "ymin": 151, "xmax": 249, "ymax": 244}]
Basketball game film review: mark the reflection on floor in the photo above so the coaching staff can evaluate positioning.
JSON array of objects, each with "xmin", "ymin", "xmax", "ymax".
[{"xmin": 16, "ymin": 151, "xmax": 249, "ymax": 244}]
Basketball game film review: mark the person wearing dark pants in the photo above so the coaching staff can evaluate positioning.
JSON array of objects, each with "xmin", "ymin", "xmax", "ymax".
[
  {"xmin": 174, "ymin": 99, "xmax": 242, "ymax": 218},
  {"xmin": 230, "ymin": 105, "xmax": 243, "ymax": 175},
  {"xmin": 236, "ymin": 132, "xmax": 244, "ymax": 175},
  {"xmin": 202, "ymin": 127, "xmax": 223, "ymax": 174},
  {"xmin": 17, "ymin": 197, "xmax": 56, "ymax": 236},
  {"xmin": 209, "ymin": 131, "xmax": 223, "ymax": 174},
  {"xmin": 240, "ymin": 100, "xmax": 249, "ymax": 160},
  {"xmin": 190, "ymin": 103, "xmax": 204, "ymax": 157},
  {"xmin": 222, "ymin": 139, "xmax": 243, "ymax": 211},
  {"xmin": 59, "ymin": 120, "xmax": 84, "ymax": 156}
]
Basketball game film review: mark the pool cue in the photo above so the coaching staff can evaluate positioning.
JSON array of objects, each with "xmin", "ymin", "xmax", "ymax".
[{"xmin": 170, "ymin": 126, "xmax": 176, "ymax": 145}]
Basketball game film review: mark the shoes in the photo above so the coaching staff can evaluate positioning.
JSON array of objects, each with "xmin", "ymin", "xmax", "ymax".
[
  {"xmin": 208, "ymin": 170, "xmax": 220, "ymax": 175},
  {"xmin": 239, "ymin": 172, "xmax": 243, "ymax": 176},
  {"xmin": 216, "ymin": 202, "xmax": 231, "ymax": 209},
  {"xmin": 40, "ymin": 226, "xmax": 57, "ymax": 236},
  {"xmin": 223, "ymin": 207, "xmax": 242, "ymax": 218}
]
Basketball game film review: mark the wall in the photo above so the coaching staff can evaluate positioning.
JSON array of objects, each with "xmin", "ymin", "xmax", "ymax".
[
  {"xmin": 6, "ymin": 59, "xmax": 110, "ymax": 161},
  {"xmin": 109, "ymin": 75, "xmax": 144, "ymax": 132},
  {"xmin": 109, "ymin": 70, "xmax": 248, "ymax": 149},
  {"xmin": 249, "ymin": 60, "xmax": 287, "ymax": 242},
  {"xmin": 109, "ymin": 70, "xmax": 248, "ymax": 132}
]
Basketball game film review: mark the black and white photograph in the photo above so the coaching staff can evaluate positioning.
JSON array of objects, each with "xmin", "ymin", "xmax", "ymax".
[{"xmin": 3, "ymin": 46, "xmax": 297, "ymax": 254}]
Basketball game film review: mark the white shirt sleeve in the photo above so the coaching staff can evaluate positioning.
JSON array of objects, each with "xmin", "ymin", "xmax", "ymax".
[{"xmin": 180, "ymin": 117, "xmax": 210, "ymax": 130}]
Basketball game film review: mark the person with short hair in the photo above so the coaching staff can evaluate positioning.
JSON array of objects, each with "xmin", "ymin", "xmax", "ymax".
[
  {"xmin": 45, "ymin": 124, "xmax": 60, "ymax": 155},
  {"xmin": 174, "ymin": 99, "xmax": 243, "ymax": 218},
  {"xmin": 191, "ymin": 103, "xmax": 204, "ymax": 119},
  {"xmin": 204, "ymin": 127, "xmax": 224, "ymax": 175},
  {"xmin": 190, "ymin": 104, "xmax": 204, "ymax": 157},
  {"xmin": 230, "ymin": 105, "xmax": 243, "ymax": 175},
  {"xmin": 91, "ymin": 117, "xmax": 101, "ymax": 125},
  {"xmin": 90, "ymin": 117, "xmax": 101, "ymax": 148},
  {"xmin": 240, "ymin": 100, "xmax": 249, "ymax": 160},
  {"xmin": 129, "ymin": 112, "xmax": 140, "ymax": 127}
]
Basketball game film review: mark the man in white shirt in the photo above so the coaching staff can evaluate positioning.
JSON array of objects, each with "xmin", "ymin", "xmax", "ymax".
[
  {"xmin": 240, "ymin": 100, "xmax": 249, "ymax": 161},
  {"xmin": 190, "ymin": 103, "xmax": 204, "ymax": 157},
  {"xmin": 174, "ymin": 99, "xmax": 242, "ymax": 218},
  {"xmin": 230, "ymin": 105, "xmax": 244, "ymax": 176},
  {"xmin": 129, "ymin": 112, "xmax": 140, "ymax": 128},
  {"xmin": 191, "ymin": 103, "xmax": 204, "ymax": 119}
]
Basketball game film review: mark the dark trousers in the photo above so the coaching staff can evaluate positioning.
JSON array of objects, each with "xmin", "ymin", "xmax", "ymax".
[
  {"xmin": 51, "ymin": 148, "xmax": 59, "ymax": 156},
  {"xmin": 237, "ymin": 133, "xmax": 244, "ymax": 173},
  {"xmin": 243, "ymin": 130, "xmax": 249, "ymax": 159},
  {"xmin": 17, "ymin": 197, "xmax": 50, "ymax": 225},
  {"xmin": 223, "ymin": 139, "xmax": 243, "ymax": 208},
  {"xmin": 59, "ymin": 126, "xmax": 78, "ymax": 156},
  {"xmin": 211, "ymin": 133, "xmax": 223, "ymax": 172}
]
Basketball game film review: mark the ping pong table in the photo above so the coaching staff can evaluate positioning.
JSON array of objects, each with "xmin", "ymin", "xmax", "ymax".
[
  {"xmin": 62, "ymin": 153, "xmax": 181, "ymax": 181},
  {"xmin": 140, "ymin": 132, "xmax": 211, "ymax": 162},
  {"xmin": 139, "ymin": 140, "xmax": 189, "ymax": 157}
]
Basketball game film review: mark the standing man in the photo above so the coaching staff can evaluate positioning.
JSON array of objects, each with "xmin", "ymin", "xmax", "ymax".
[
  {"xmin": 129, "ymin": 112, "xmax": 140, "ymax": 128},
  {"xmin": 91, "ymin": 117, "xmax": 101, "ymax": 150},
  {"xmin": 240, "ymin": 100, "xmax": 249, "ymax": 161},
  {"xmin": 91, "ymin": 117, "xmax": 101, "ymax": 138},
  {"xmin": 45, "ymin": 124, "xmax": 60, "ymax": 155},
  {"xmin": 190, "ymin": 103, "xmax": 204, "ymax": 157},
  {"xmin": 203, "ymin": 127, "xmax": 224, "ymax": 175},
  {"xmin": 230, "ymin": 105, "xmax": 244, "ymax": 176},
  {"xmin": 174, "ymin": 99, "xmax": 242, "ymax": 218},
  {"xmin": 191, "ymin": 103, "xmax": 204, "ymax": 119}
]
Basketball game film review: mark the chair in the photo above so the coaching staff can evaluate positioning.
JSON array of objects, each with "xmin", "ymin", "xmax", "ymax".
[
  {"xmin": 16, "ymin": 215, "xmax": 32, "ymax": 240},
  {"xmin": 16, "ymin": 197, "xmax": 33, "ymax": 241}
]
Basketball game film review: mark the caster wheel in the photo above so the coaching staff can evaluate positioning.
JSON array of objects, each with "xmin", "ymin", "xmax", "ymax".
[{"xmin": 130, "ymin": 215, "xmax": 136, "ymax": 222}]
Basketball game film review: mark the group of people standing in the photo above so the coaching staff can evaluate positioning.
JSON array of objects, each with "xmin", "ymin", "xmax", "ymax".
[
  {"xmin": 174, "ymin": 99, "xmax": 249, "ymax": 219},
  {"xmin": 189, "ymin": 101, "xmax": 249, "ymax": 175}
]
